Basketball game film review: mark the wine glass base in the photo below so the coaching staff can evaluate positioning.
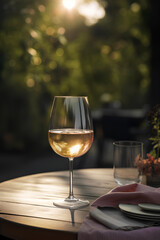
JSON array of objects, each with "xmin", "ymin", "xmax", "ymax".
[{"xmin": 53, "ymin": 198, "xmax": 90, "ymax": 209}]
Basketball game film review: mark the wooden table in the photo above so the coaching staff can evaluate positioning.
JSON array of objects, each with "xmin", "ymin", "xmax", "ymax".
[{"xmin": 0, "ymin": 168, "xmax": 117, "ymax": 240}]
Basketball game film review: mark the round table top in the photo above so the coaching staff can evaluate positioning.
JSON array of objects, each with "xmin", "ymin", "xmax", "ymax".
[{"xmin": 0, "ymin": 168, "xmax": 116, "ymax": 240}]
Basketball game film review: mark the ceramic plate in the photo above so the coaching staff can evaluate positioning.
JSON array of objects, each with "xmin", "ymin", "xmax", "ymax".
[
  {"xmin": 119, "ymin": 204, "xmax": 160, "ymax": 220},
  {"xmin": 122, "ymin": 213, "xmax": 160, "ymax": 221},
  {"xmin": 138, "ymin": 203, "xmax": 160, "ymax": 212},
  {"xmin": 121, "ymin": 210, "xmax": 160, "ymax": 221}
]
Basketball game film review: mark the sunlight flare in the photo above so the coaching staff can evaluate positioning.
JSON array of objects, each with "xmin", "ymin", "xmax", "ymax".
[
  {"xmin": 78, "ymin": 0, "xmax": 105, "ymax": 25},
  {"xmin": 63, "ymin": 0, "xmax": 76, "ymax": 10}
]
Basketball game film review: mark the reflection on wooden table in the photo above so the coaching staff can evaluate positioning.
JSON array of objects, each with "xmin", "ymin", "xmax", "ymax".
[{"xmin": 0, "ymin": 168, "xmax": 117, "ymax": 240}]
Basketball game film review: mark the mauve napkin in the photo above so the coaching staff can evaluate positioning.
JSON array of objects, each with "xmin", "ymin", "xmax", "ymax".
[
  {"xmin": 78, "ymin": 183, "xmax": 160, "ymax": 240},
  {"xmin": 92, "ymin": 183, "xmax": 160, "ymax": 208}
]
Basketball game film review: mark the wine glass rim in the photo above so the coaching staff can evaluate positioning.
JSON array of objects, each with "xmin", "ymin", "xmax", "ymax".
[
  {"xmin": 113, "ymin": 140, "xmax": 143, "ymax": 147},
  {"xmin": 54, "ymin": 96, "xmax": 88, "ymax": 98}
]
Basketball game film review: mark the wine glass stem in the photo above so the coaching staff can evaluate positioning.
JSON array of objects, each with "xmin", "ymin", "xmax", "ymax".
[{"xmin": 68, "ymin": 157, "xmax": 74, "ymax": 199}]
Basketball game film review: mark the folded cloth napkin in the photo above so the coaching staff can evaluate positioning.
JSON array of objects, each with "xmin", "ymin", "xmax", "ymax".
[
  {"xmin": 90, "ymin": 207, "xmax": 158, "ymax": 230},
  {"xmin": 78, "ymin": 183, "xmax": 160, "ymax": 240}
]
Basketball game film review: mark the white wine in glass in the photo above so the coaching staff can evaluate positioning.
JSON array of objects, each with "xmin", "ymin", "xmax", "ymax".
[{"xmin": 48, "ymin": 96, "xmax": 94, "ymax": 209}]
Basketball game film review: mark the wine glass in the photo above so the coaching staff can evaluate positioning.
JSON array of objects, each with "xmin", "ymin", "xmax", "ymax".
[{"xmin": 48, "ymin": 96, "xmax": 94, "ymax": 209}]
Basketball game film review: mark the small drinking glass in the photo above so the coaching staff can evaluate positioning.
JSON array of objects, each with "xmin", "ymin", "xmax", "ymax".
[
  {"xmin": 113, "ymin": 141, "xmax": 143, "ymax": 186},
  {"xmin": 48, "ymin": 96, "xmax": 94, "ymax": 209}
]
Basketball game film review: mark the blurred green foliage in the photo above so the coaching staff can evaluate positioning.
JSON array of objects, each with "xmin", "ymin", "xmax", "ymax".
[{"xmin": 0, "ymin": 0, "xmax": 150, "ymax": 152}]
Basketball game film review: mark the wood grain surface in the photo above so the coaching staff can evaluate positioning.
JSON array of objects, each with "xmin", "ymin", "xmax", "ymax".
[{"xmin": 0, "ymin": 168, "xmax": 117, "ymax": 240}]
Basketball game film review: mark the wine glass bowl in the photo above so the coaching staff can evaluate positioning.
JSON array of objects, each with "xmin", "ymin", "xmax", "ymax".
[
  {"xmin": 48, "ymin": 129, "xmax": 93, "ymax": 158},
  {"xmin": 48, "ymin": 96, "xmax": 94, "ymax": 209}
]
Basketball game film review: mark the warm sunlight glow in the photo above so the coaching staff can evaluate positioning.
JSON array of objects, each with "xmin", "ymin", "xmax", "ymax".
[
  {"xmin": 62, "ymin": 0, "xmax": 105, "ymax": 25},
  {"xmin": 78, "ymin": 0, "xmax": 105, "ymax": 25},
  {"xmin": 63, "ymin": 0, "xmax": 76, "ymax": 10},
  {"xmin": 70, "ymin": 144, "xmax": 81, "ymax": 155}
]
